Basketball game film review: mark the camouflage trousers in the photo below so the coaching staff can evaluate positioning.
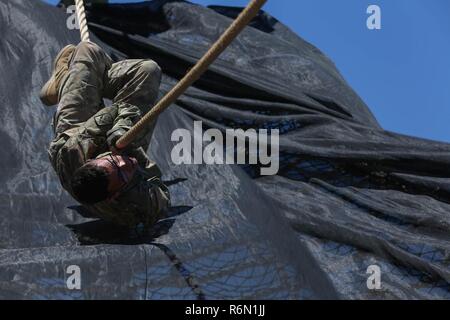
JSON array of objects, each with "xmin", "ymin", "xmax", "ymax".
[{"xmin": 54, "ymin": 41, "xmax": 161, "ymax": 147}]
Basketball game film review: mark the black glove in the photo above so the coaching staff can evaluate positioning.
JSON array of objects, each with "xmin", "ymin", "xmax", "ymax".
[{"xmin": 107, "ymin": 129, "xmax": 127, "ymax": 154}]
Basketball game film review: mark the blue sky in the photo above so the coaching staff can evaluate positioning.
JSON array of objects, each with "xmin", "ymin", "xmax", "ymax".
[{"xmin": 43, "ymin": 0, "xmax": 450, "ymax": 143}]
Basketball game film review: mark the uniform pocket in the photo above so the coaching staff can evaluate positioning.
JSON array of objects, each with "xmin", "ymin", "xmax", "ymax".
[
  {"xmin": 94, "ymin": 112, "xmax": 114, "ymax": 127},
  {"xmin": 48, "ymin": 128, "xmax": 80, "ymax": 163}
]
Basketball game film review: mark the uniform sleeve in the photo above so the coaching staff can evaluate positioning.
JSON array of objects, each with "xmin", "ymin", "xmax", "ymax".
[{"xmin": 106, "ymin": 102, "xmax": 144, "ymax": 149}]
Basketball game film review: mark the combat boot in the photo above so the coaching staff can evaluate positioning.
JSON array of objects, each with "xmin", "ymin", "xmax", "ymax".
[{"xmin": 39, "ymin": 44, "xmax": 76, "ymax": 106}]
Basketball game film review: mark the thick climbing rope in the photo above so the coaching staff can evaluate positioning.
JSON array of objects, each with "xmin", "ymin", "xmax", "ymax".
[
  {"xmin": 75, "ymin": 0, "xmax": 90, "ymax": 42},
  {"xmin": 74, "ymin": 0, "xmax": 267, "ymax": 150}
]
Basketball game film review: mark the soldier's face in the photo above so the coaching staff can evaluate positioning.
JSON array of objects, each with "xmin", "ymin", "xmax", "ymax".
[{"xmin": 93, "ymin": 154, "xmax": 138, "ymax": 198}]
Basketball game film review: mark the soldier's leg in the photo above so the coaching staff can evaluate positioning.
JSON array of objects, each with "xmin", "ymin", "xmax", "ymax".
[
  {"xmin": 54, "ymin": 42, "xmax": 113, "ymax": 137},
  {"xmin": 103, "ymin": 59, "xmax": 162, "ymax": 152}
]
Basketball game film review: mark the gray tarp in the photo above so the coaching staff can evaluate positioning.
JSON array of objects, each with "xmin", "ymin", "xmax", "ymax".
[{"xmin": 0, "ymin": 0, "xmax": 449, "ymax": 299}]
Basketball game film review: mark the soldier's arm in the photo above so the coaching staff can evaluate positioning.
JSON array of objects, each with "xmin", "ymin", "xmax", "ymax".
[{"xmin": 106, "ymin": 103, "xmax": 144, "ymax": 152}]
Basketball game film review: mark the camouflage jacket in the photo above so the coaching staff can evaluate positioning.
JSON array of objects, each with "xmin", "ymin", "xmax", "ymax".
[{"xmin": 48, "ymin": 102, "xmax": 169, "ymax": 228}]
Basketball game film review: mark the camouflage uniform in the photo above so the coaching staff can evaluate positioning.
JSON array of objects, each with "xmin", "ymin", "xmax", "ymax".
[{"xmin": 48, "ymin": 42, "xmax": 169, "ymax": 228}]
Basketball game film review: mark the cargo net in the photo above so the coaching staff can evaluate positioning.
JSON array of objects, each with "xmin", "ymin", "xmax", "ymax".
[
  {"xmin": 67, "ymin": 210, "xmax": 318, "ymax": 300},
  {"xmin": 130, "ymin": 157, "xmax": 449, "ymax": 299},
  {"xmin": 146, "ymin": 237, "xmax": 316, "ymax": 300},
  {"xmin": 249, "ymin": 153, "xmax": 450, "ymax": 299},
  {"xmin": 151, "ymin": 114, "xmax": 449, "ymax": 299}
]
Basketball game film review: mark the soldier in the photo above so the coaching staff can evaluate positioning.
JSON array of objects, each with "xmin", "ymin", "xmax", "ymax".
[{"xmin": 41, "ymin": 41, "xmax": 170, "ymax": 228}]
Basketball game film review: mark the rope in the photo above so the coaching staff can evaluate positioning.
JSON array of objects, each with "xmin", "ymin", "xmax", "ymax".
[
  {"xmin": 116, "ymin": 0, "xmax": 268, "ymax": 149},
  {"xmin": 75, "ymin": 0, "xmax": 90, "ymax": 42}
]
